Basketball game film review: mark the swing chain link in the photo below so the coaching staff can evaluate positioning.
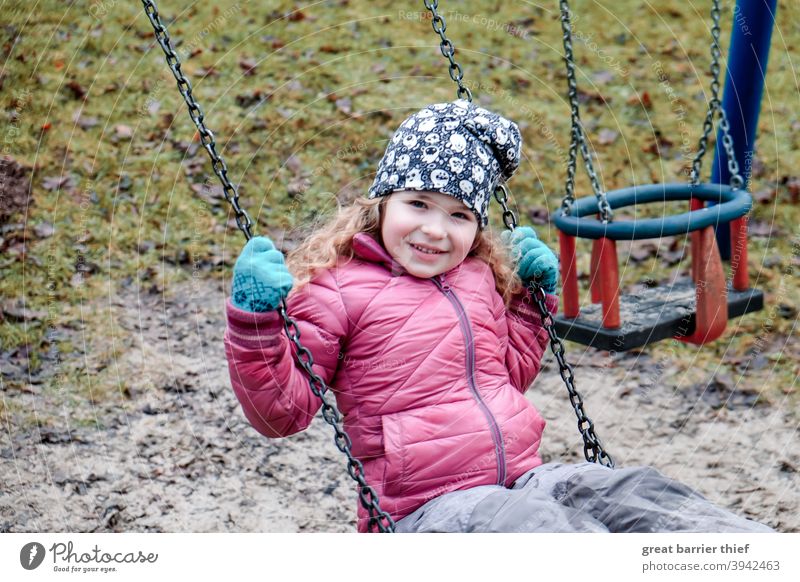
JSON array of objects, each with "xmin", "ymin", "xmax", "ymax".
[
  {"xmin": 558, "ymin": 0, "xmax": 613, "ymax": 223},
  {"xmin": 424, "ymin": 0, "xmax": 473, "ymax": 102},
  {"xmin": 530, "ymin": 282, "xmax": 614, "ymax": 467},
  {"xmin": 141, "ymin": 0, "xmax": 254, "ymax": 240},
  {"xmin": 140, "ymin": 0, "xmax": 395, "ymax": 533},
  {"xmin": 497, "ymin": 190, "xmax": 615, "ymax": 468},
  {"xmin": 482, "ymin": 19, "xmax": 612, "ymax": 463},
  {"xmin": 278, "ymin": 300, "xmax": 396, "ymax": 533},
  {"xmin": 493, "ymin": 183, "xmax": 518, "ymax": 231},
  {"xmin": 689, "ymin": 0, "xmax": 745, "ymax": 190}
]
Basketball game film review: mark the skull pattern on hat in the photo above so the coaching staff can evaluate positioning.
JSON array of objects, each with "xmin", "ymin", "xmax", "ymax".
[{"xmin": 368, "ymin": 100, "xmax": 521, "ymax": 229}]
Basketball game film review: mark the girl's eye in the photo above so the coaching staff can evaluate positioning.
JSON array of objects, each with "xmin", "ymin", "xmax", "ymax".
[
  {"xmin": 410, "ymin": 200, "xmax": 427, "ymax": 209},
  {"xmin": 452, "ymin": 212, "xmax": 469, "ymax": 220}
]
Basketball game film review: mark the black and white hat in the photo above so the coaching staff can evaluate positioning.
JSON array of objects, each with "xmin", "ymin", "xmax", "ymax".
[{"xmin": 368, "ymin": 100, "xmax": 522, "ymax": 229}]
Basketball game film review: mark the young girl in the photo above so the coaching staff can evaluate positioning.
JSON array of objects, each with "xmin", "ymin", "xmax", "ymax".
[{"xmin": 224, "ymin": 100, "xmax": 773, "ymax": 533}]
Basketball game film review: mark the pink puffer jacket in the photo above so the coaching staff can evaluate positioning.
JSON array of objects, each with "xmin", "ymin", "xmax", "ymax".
[{"xmin": 224, "ymin": 232, "xmax": 558, "ymax": 532}]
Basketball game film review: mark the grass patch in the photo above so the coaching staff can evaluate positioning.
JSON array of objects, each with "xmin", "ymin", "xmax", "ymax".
[{"xmin": 2, "ymin": 1, "xmax": 798, "ymax": 410}]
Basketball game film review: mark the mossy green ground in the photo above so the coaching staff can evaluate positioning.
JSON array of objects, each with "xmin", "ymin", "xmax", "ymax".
[{"xmin": 2, "ymin": 0, "xmax": 798, "ymax": 423}]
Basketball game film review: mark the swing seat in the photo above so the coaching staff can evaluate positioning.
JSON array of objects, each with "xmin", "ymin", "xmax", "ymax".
[
  {"xmin": 552, "ymin": 183, "xmax": 763, "ymax": 352},
  {"xmin": 552, "ymin": 276, "xmax": 764, "ymax": 352}
]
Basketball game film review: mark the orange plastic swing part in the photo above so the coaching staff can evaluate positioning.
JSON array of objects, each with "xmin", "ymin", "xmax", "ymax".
[
  {"xmin": 558, "ymin": 232, "xmax": 620, "ymax": 328},
  {"xmin": 590, "ymin": 239, "xmax": 602, "ymax": 304},
  {"xmin": 595, "ymin": 237, "xmax": 620, "ymax": 329},
  {"xmin": 677, "ymin": 225, "xmax": 728, "ymax": 345},
  {"xmin": 559, "ymin": 231, "xmax": 580, "ymax": 318}
]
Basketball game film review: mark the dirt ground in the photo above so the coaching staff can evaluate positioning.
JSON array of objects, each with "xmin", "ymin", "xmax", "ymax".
[{"xmin": 1, "ymin": 275, "xmax": 798, "ymax": 533}]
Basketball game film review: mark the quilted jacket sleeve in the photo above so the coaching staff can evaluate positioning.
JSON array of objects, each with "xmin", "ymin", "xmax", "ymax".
[
  {"xmin": 223, "ymin": 268, "xmax": 349, "ymax": 437},
  {"xmin": 502, "ymin": 288, "xmax": 559, "ymax": 394}
]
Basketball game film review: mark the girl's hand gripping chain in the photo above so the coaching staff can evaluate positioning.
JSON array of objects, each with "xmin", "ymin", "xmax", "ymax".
[
  {"xmin": 502, "ymin": 226, "xmax": 559, "ymax": 294},
  {"xmin": 232, "ymin": 237, "xmax": 294, "ymax": 312}
]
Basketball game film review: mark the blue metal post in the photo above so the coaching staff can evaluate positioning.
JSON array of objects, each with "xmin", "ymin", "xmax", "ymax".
[{"xmin": 711, "ymin": 0, "xmax": 777, "ymax": 259}]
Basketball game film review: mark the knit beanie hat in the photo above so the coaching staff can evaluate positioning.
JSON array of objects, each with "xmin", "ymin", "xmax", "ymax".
[{"xmin": 368, "ymin": 100, "xmax": 522, "ymax": 229}]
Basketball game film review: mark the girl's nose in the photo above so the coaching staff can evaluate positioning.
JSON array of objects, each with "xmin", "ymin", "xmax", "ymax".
[{"xmin": 420, "ymin": 220, "xmax": 446, "ymax": 239}]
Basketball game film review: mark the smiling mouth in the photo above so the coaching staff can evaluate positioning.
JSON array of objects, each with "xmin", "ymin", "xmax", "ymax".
[{"xmin": 409, "ymin": 242, "xmax": 446, "ymax": 255}]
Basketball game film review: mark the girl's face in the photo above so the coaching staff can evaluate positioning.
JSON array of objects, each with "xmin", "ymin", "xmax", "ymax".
[{"xmin": 381, "ymin": 190, "xmax": 479, "ymax": 279}]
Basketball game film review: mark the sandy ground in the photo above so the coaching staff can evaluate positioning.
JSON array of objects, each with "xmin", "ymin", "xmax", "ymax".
[{"xmin": 1, "ymin": 275, "xmax": 798, "ymax": 533}]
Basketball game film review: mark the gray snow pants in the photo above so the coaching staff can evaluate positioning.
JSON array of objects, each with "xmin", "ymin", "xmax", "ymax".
[{"xmin": 395, "ymin": 463, "xmax": 774, "ymax": 533}]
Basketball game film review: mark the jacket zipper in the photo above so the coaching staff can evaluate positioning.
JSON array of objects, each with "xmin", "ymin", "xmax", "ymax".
[{"xmin": 433, "ymin": 274, "xmax": 507, "ymax": 486}]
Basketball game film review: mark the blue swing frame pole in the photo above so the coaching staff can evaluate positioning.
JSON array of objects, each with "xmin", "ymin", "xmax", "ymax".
[{"xmin": 711, "ymin": 0, "xmax": 778, "ymax": 259}]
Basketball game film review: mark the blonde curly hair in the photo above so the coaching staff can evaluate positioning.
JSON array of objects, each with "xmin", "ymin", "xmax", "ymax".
[{"xmin": 285, "ymin": 196, "xmax": 524, "ymax": 306}]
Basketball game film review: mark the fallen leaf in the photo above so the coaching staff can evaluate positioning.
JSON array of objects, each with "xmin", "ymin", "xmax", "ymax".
[
  {"xmin": 115, "ymin": 124, "xmax": 133, "ymax": 139},
  {"xmin": 627, "ymin": 91, "xmax": 652, "ymax": 109},
  {"xmin": 592, "ymin": 70, "xmax": 615, "ymax": 85},
  {"xmin": 118, "ymin": 174, "xmax": 132, "ymax": 191},
  {"xmin": 629, "ymin": 241, "xmax": 658, "ymax": 262},
  {"xmin": 65, "ymin": 80, "xmax": 87, "ymax": 100},
  {"xmin": 235, "ymin": 89, "xmax": 269, "ymax": 108},
  {"xmin": 753, "ymin": 188, "xmax": 776, "ymax": 204},
  {"xmin": 287, "ymin": 177, "xmax": 311, "ymax": 197},
  {"xmin": 42, "ymin": 175, "xmax": 75, "ymax": 191},
  {"xmin": 196, "ymin": 66, "xmax": 218, "ymax": 78},
  {"xmin": 75, "ymin": 259, "xmax": 101, "ymax": 275},
  {"xmin": 285, "ymin": 80, "xmax": 304, "ymax": 93},
  {"xmin": 171, "ymin": 140, "xmax": 199, "ymax": 157},
  {"xmin": 0, "ymin": 158, "xmax": 33, "ymax": 222},
  {"xmin": 526, "ymin": 207, "xmax": 550, "ymax": 225},
  {"xmin": 597, "ymin": 129, "xmax": 619, "ymax": 145},
  {"xmin": 3, "ymin": 301, "xmax": 47, "ymax": 322},
  {"xmin": 181, "ymin": 155, "xmax": 206, "ymax": 177},
  {"xmin": 777, "ymin": 303, "xmax": 797, "ymax": 319},
  {"xmin": 786, "ymin": 178, "xmax": 800, "ymax": 204},
  {"xmin": 33, "ymin": 222, "xmax": 55, "ymax": 238},
  {"xmin": 335, "ymin": 97, "xmax": 352, "ymax": 114},
  {"xmin": 749, "ymin": 220, "xmax": 779, "ymax": 238},
  {"xmin": 642, "ymin": 130, "xmax": 674, "ymax": 154},
  {"xmin": 285, "ymin": 155, "xmax": 303, "ymax": 176},
  {"xmin": 239, "ymin": 57, "xmax": 258, "ymax": 76},
  {"xmin": 577, "ymin": 90, "xmax": 606, "ymax": 106},
  {"xmin": 72, "ymin": 111, "xmax": 98, "ymax": 130},
  {"xmin": 513, "ymin": 77, "xmax": 531, "ymax": 89},
  {"xmin": 190, "ymin": 182, "xmax": 226, "ymax": 207}
]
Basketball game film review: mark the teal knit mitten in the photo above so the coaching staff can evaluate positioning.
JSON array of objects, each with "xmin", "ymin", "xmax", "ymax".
[
  {"xmin": 232, "ymin": 237, "xmax": 294, "ymax": 312},
  {"xmin": 502, "ymin": 226, "xmax": 559, "ymax": 294}
]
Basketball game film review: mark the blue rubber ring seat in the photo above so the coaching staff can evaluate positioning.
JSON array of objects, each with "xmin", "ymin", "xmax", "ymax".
[{"xmin": 552, "ymin": 183, "xmax": 752, "ymax": 240}]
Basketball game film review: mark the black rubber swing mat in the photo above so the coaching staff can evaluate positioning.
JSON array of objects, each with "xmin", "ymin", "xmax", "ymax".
[{"xmin": 552, "ymin": 277, "xmax": 764, "ymax": 352}]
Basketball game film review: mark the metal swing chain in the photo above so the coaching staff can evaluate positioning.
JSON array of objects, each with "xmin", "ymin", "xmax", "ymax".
[
  {"xmin": 421, "ymin": 0, "xmax": 614, "ymax": 468},
  {"xmin": 424, "ymin": 0, "xmax": 473, "ymax": 102},
  {"xmin": 494, "ymin": 186, "xmax": 614, "ymax": 468},
  {"xmin": 278, "ymin": 308, "xmax": 396, "ymax": 533},
  {"xmin": 558, "ymin": 0, "xmax": 613, "ymax": 223},
  {"xmin": 142, "ymin": 0, "xmax": 254, "ymax": 240},
  {"xmin": 140, "ymin": 0, "xmax": 395, "ymax": 533},
  {"xmin": 689, "ymin": 0, "xmax": 745, "ymax": 190}
]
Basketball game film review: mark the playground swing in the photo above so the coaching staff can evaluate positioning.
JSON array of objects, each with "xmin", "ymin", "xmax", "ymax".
[
  {"xmin": 551, "ymin": 0, "xmax": 766, "ymax": 352},
  {"xmin": 140, "ymin": 0, "xmax": 615, "ymax": 533}
]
